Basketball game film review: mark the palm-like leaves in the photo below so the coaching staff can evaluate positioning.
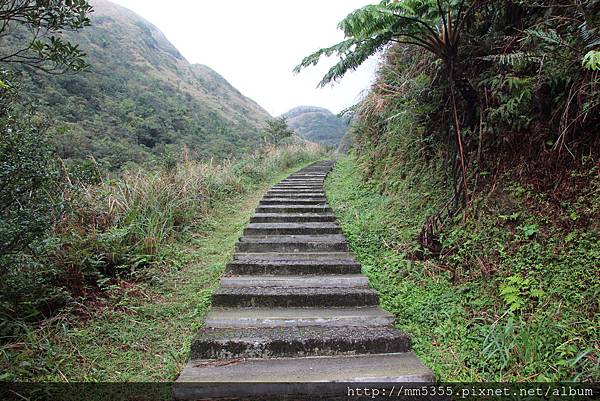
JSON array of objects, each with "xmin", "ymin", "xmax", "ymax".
[
  {"xmin": 295, "ymin": 0, "xmax": 480, "ymax": 206},
  {"xmin": 294, "ymin": 0, "xmax": 474, "ymax": 86}
]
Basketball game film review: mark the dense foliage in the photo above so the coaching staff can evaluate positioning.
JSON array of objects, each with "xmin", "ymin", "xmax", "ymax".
[
  {"xmin": 301, "ymin": 0, "xmax": 600, "ymax": 382},
  {"xmin": 298, "ymin": 0, "xmax": 599, "ymax": 206},
  {"xmin": 0, "ymin": 0, "xmax": 92, "ymax": 73},
  {"xmin": 0, "ymin": 82, "xmax": 60, "ymax": 258},
  {"xmin": 281, "ymin": 106, "xmax": 349, "ymax": 147},
  {"xmin": 327, "ymin": 158, "xmax": 599, "ymax": 381}
]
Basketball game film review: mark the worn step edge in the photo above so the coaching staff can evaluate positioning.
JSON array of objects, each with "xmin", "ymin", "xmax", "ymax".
[
  {"xmin": 271, "ymin": 184, "xmax": 324, "ymax": 191},
  {"xmin": 226, "ymin": 258, "xmax": 361, "ymax": 275},
  {"xmin": 250, "ymin": 213, "xmax": 337, "ymax": 223},
  {"xmin": 232, "ymin": 251, "xmax": 357, "ymax": 260},
  {"xmin": 175, "ymin": 353, "xmax": 434, "ymax": 398},
  {"xmin": 259, "ymin": 199, "xmax": 328, "ymax": 205},
  {"xmin": 255, "ymin": 206, "xmax": 332, "ymax": 213},
  {"xmin": 220, "ymin": 274, "xmax": 368, "ymax": 288},
  {"xmin": 236, "ymin": 241, "xmax": 348, "ymax": 253},
  {"xmin": 264, "ymin": 193, "xmax": 326, "ymax": 197},
  {"xmin": 204, "ymin": 306, "xmax": 394, "ymax": 328},
  {"xmin": 243, "ymin": 226, "xmax": 341, "ymax": 236},
  {"xmin": 211, "ymin": 287, "xmax": 379, "ymax": 307},
  {"xmin": 190, "ymin": 326, "xmax": 410, "ymax": 359}
]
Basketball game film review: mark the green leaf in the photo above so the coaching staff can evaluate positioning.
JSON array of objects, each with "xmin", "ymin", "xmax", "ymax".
[{"xmin": 582, "ymin": 50, "xmax": 600, "ymax": 71}]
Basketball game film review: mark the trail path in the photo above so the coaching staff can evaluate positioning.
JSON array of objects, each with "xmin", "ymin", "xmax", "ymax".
[{"xmin": 175, "ymin": 160, "xmax": 432, "ymax": 399}]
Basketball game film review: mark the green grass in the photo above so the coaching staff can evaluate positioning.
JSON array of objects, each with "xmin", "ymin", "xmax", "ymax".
[
  {"xmin": 0, "ymin": 159, "xmax": 320, "ymax": 381},
  {"xmin": 325, "ymin": 156, "xmax": 599, "ymax": 382}
]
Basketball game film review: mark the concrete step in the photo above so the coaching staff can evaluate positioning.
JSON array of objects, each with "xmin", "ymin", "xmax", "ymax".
[
  {"xmin": 265, "ymin": 192, "xmax": 325, "ymax": 197},
  {"xmin": 232, "ymin": 251, "xmax": 357, "ymax": 261},
  {"xmin": 259, "ymin": 198, "xmax": 327, "ymax": 205},
  {"xmin": 255, "ymin": 205, "xmax": 332, "ymax": 213},
  {"xmin": 190, "ymin": 326, "xmax": 410, "ymax": 359},
  {"xmin": 268, "ymin": 187, "xmax": 325, "ymax": 191},
  {"xmin": 226, "ymin": 256, "xmax": 361, "ymax": 275},
  {"xmin": 263, "ymin": 191, "xmax": 327, "ymax": 200},
  {"xmin": 250, "ymin": 213, "xmax": 336, "ymax": 223},
  {"xmin": 204, "ymin": 306, "xmax": 395, "ymax": 328},
  {"xmin": 236, "ymin": 234, "xmax": 348, "ymax": 253},
  {"xmin": 280, "ymin": 177, "xmax": 324, "ymax": 181},
  {"xmin": 282, "ymin": 180, "xmax": 325, "ymax": 183},
  {"xmin": 175, "ymin": 353, "xmax": 434, "ymax": 399},
  {"xmin": 267, "ymin": 188, "xmax": 325, "ymax": 192},
  {"xmin": 220, "ymin": 274, "xmax": 368, "ymax": 288},
  {"xmin": 211, "ymin": 287, "xmax": 379, "ymax": 307},
  {"xmin": 263, "ymin": 195, "xmax": 326, "ymax": 200},
  {"xmin": 243, "ymin": 222, "xmax": 341, "ymax": 235},
  {"xmin": 272, "ymin": 183, "xmax": 323, "ymax": 187},
  {"xmin": 269, "ymin": 187, "xmax": 324, "ymax": 191},
  {"xmin": 271, "ymin": 180, "xmax": 323, "ymax": 188},
  {"xmin": 269, "ymin": 187, "xmax": 324, "ymax": 192},
  {"xmin": 287, "ymin": 174, "xmax": 327, "ymax": 179}
]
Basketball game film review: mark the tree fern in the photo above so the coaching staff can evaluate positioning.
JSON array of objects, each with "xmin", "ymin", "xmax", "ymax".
[
  {"xmin": 294, "ymin": 0, "xmax": 478, "ymax": 86},
  {"xmin": 295, "ymin": 0, "xmax": 483, "ymax": 207}
]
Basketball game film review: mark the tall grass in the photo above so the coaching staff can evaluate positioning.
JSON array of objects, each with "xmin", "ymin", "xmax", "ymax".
[
  {"xmin": 58, "ymin": 142, "xmax": 326, "ymax": 274},
  {"xmin": 0, "ymin": 142, "xmax": 327, "ymax": 338}
]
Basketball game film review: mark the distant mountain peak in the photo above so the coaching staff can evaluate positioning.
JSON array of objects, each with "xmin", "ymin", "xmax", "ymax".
[{"xmin": 281, "ymin": 106, "xmax": 349, "ymax": 147}]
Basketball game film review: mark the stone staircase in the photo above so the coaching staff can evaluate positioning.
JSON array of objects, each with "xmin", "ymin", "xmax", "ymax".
[{"xmin": 175, "ymin": 160, "xmax": 433, "ymax": 400}]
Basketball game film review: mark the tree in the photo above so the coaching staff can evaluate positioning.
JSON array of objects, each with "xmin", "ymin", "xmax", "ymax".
[
  {"xmin": 264, "ymin": 117, "xmax": 295, "ymax": 145},
  {"xmin": 0, "ymin": 0, "xmax": 93, "ymax": 73},
  {"xmin": 0, "ymin": 0, "xmax": 93, "ymax": 264},
  {"xmin": 0, "ymin": 77, "xmax": 60, "ymax": 261},
  {"xmin": 294, "ymin": 0, "xmax": 481, "ymax": 205}
]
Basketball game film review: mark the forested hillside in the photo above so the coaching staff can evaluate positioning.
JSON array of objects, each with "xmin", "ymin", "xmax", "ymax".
[
  {"xmin": 300, "ymin": 0, "xmax": 600, "ymax": 381},
  {"xmin": 4, "ymin": 0, "xmax": 271, "ymax": 170},
  {"xmin": 281, "ymin": 105, "xmax": 349, "ymax": 147}
]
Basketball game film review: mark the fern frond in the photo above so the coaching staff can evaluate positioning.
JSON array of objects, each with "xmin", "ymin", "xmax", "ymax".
[
  {"xmin": 479, "ymin": 52, "xmax": 541, "ymax": 68},
  {"xmin": 338, "ymin": 5, "xmax": 399, "ymax": 39},
  {"xmin": 524, "ymin": 28, "xmax": 569, "ymax": 48},
  {"xmin": 294, "ymin": 0, "xmax": 475, "ymax": 86},
  {"xmin": 579, "ymin": 21, "xmax": 600, "ymax": 49},
  {"xmin": 293, "ymin": 39, "xmax": 356, "ymax": 73},
  {"xmin": 318, "ymin": 32, "xmax": 394, "ymax": 87}
]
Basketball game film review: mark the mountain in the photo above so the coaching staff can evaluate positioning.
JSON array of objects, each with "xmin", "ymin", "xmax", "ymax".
[
  {"xmin": 6, "ymin": 0, "xmax": 271, "ymax": 170},
  {"xmin": 281, "ymin": 106, "xmax": 349, "ymax": 147}
]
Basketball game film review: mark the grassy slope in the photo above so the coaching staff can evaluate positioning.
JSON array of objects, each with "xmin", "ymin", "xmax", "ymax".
[
  {"xmin": 325, "ymin": 156, "xmax": 599, "ymax": 382},
  {"xmin": 1, "ymin": 160, "xmax": 319, "ymax": 381}
]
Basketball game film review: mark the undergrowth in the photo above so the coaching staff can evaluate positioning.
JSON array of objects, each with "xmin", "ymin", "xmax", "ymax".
[
  {"xmin": 0, "ymin": 143, "xmax": 327, "ymax": 381},
  {"xmin": 326, "ymin": 156, "xmax": 599, "ymax": 382}
]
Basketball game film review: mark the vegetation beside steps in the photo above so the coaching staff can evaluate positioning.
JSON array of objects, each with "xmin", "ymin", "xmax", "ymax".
[
  {"xmin": 325, "ymin": 157, "xmax": 599, "ymax": 382},
  {"xmin": 0, "ymin": 144, "xmax": 327, "ymax": 381},
  {"xmin": 174, "ymin": 160, "xmax": 432, "ymax": 399}
]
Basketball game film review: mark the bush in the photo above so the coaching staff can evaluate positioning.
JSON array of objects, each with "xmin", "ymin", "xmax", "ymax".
[
  {"xmin": 0, "ymin": 84, "xmax": 62, "ymax": 259},
  {"xmin": 0, "ymin": 81, "xmax": 68, "ymax": 338}
]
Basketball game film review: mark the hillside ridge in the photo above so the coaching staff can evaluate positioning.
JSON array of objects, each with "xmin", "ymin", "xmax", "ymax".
[
  {"xmin": 281, "ymin": 106, "xmax": 349, "ymax": 147},
  {"xmin": 7, "ymin": 0, "xmax": 272, "ymax": 170}
]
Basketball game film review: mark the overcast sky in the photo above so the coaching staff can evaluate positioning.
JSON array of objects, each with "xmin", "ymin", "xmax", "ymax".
[{"xmin": 108, "ymin": 0, "xmax": 379, "ymax": 116}]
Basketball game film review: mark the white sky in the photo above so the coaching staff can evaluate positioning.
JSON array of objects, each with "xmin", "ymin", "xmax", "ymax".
[{"xmin": 108, "ymin": 0, "xmax": 379, "ymax": 116}]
